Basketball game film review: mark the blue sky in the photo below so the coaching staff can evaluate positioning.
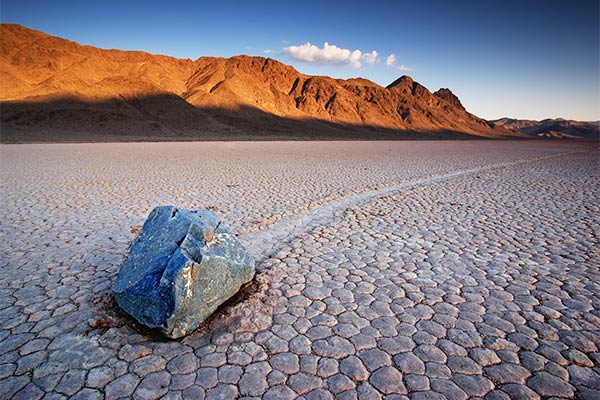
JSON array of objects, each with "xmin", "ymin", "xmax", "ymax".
[{"xmin": 2, "ymin": 0, "xmax": 598, "ymax": 120}]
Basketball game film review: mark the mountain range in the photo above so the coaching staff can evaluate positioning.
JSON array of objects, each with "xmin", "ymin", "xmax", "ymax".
[
  {"xmin": 489, "ymin": 118, "xmax": 599, "ymax": 139},
  {"xmin": 0, "ymin": 24, "xmax": 582, "ymax": 142}
]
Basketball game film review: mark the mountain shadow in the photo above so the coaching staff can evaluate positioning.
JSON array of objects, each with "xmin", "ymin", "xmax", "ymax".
[{"xmin": 1, "ymin": 95, "xmax": 512, "ymax": 143}]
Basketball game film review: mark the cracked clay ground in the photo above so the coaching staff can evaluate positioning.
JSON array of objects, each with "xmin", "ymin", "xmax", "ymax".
[{"xmin": 0, "ymin": 140, "xmax": 598, "ymax": 399}]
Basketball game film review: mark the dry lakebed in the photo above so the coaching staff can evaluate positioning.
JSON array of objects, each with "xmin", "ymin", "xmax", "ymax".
[{"xmin": 0, "ymin": 140, "xmax": 598, "ymax": 399}]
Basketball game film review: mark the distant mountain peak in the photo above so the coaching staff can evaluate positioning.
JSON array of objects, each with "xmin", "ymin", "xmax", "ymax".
[
  {"xmin": 386, "ymin": 75, "xmax": 415, "ymax": 89},
  {"xmin": 434, "ymin": 88, "xmax": 465, "ymax": 111}
]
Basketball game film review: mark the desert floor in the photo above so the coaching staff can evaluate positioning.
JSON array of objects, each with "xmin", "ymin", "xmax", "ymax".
[{"xmin": 0, "ymin": 140, "xmax": 599, "ymax": 399}]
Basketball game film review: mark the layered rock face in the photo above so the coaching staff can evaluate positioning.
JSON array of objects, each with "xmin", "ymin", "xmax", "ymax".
[{"xmin": 112, "ymin": 206, "xmax": 255, "ymax": 338}]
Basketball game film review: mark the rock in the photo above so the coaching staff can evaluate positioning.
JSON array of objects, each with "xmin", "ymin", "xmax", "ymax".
[{"xmin": 113, "ymin": 206, "xmax": 255, "ymax": 338}]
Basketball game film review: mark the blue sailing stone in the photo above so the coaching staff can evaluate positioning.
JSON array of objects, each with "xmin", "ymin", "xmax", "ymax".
[{"xmin": 112, "ymin": 206, "xmax": 255, "ymax": 338}]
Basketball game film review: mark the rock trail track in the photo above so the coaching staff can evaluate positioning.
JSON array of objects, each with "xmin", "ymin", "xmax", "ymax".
[
  {"xmin": 0, "ymin": 141, "xmax": 598, "ymax": 400},
  {"xmin": 239, "ymin": 150, "xmax": 586, "ymax": 263}
]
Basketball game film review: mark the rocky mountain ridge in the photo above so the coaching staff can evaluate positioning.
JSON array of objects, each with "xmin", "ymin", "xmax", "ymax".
[{"xmin": 1, "ymin": 24, "xmax": 521, "ymax": 141}]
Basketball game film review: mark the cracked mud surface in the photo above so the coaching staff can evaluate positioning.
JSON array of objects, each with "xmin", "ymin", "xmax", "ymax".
[{"xmin": 1, "ymin": 141, "xmax": 598, "ymax": 399}]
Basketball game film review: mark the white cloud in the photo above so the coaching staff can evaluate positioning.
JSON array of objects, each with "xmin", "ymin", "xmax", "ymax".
[
  {"xmin": 385, "ymin": 53, "xmax": 413, "ymax": 71},
  {"xmin": 386, "ymin": 54, "xmax": 396, "ymax": 67},
  {"xmin": 348, "ymin": 50, "xmax": 363, "ymax": 69},
  {"xmin": 283, "ymin": 42, "xmax": 367, "ymax": 69},
  {"xmin": 362, "ymin": 50, "xmax": 379, "ymax": 65},
  {"xmin": 264, "ymin": 49, "xmax": 273, "ymax": 54}
]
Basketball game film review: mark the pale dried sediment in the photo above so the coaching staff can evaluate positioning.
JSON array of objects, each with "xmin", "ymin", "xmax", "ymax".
[{"xmin": 0, "ymin": 141, "xmax": 598, "ymax": 399}]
